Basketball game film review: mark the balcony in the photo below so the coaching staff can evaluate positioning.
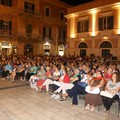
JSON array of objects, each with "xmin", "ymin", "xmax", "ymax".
[
  {"xmin": 26, "ymin": 33, "xmax": 32, "ymax": 38},
  {"xmin": 0, "ymin": 30, "xmax": 13, "ymax": 37},
  {"xmin": 98, "ymin": 29, "xmax": 112, "ymax": 36},
  {"xmin": 19, "ymin": 9, "xmax": 40, "ymax": 18},
  {"xmin": 43, "ymin": 36, "xmax": 52, "ymax": 42},
  {"xmin": 77, "ymin": 32, "xmax": 89, "ymax": 38},
  {"xmin": 58, "ymin": 38, "xmax": 66, "ymax": 45},
  {"xmin": 17, "ymin": 32, "xmax": 41, "ymax": 42}
]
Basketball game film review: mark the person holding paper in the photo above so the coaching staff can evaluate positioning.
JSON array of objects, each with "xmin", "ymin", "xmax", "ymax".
[{"xmin": 101, "ymin": 72, "xmax": 120, "ymax": 113}]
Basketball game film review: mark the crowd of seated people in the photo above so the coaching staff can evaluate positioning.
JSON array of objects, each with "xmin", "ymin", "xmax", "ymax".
[{"xmin": 0, "ymin": 54, "xmax": 120, "ymax": 114}]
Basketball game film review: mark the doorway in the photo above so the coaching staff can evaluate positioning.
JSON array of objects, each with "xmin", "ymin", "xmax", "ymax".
[
  {"xmin": 80, "ymin": 50, "xmax": 86, "ymax": 57},
  {"xmin": 101, "ymin": 49, "xmax": 110, "ymax": 57},
  {"xmin": 1, "ymin": 48, "xmax": 9, "ymax": 55},
  {"xmin": 44, "ymin": 49, "xmax": 50, "ymax": 55}
]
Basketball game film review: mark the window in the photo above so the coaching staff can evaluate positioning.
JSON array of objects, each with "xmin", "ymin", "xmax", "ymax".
[
  {"xmin": 0, "ymin": 0, "xmax": 12, "ymax": 7},
  {"xmin": 59, "ymin": 29, "xmax": 66, "ymax": 41},
  {"xmin": 60, "ymin": 12, "xmax": 64, "ymax": 20},
  {"xmin": 45, "ymin": 8, "xmax": 50, "ymax": 16},
  {"xmin": 24, "ymin": 2, "xmax": 35, "ymax": 13},
  {"xmin": 77, "ymin": 20, "xmax": 89, "ymax": 33},
  {"xmin": 0, "ymin": 20, "xmax": 12, "ymax": 35},
  {"xmin": 80, "ymin": 50, "xmax": 86, "ymax": 57},
  {"xmin": 99, "ymin": 16, "xmax": 114, "ymax": 30},
  {"xmin": 26, "ymin": 24, "xmax": 32, "ymax": 37},
  {"xmin": 100, "ymin": 41, "xmax": 112, "ymax": 48},
  {"xmin": 43, "ymin": 27, "xmax": 51, "ymax": 39},
  {"xmin": 78, "ymin": 42, "xmax": 88, "ymax": 48},
  {"xmin": 102, "ymin": 50, "xmax": 110, "ymax": 57}
]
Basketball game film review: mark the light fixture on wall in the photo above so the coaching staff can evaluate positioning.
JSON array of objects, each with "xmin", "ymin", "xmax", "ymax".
[
  {"xmin": 70, "ymin": 33, "xmax": 75, "ymax": 39},
  {"xmin": 103, "ymin": 35, "xmax": 108, "ymax": 40},
  {"xmin": 81, "ymin": 37, "xmax": 85, "ymax": 41}
]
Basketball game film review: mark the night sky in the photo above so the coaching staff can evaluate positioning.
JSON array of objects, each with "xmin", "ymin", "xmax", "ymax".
[{"xmin": 60, "ymin": 0, "xmax": 94, "ymax": 6}]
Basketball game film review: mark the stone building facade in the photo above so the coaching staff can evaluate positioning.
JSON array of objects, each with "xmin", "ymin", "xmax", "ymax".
[
  {"xmin": 0, "ymin": 0, "xmax": 69, "ymax": 55},
  {"xmin": 65, "ymin": 0, "xmax": 120, "ymax": 59}
]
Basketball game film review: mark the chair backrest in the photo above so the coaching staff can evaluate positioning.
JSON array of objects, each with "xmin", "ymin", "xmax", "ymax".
[{"xmin": 118, "ymin": 91, "xmax": 120, "ymax": 99}]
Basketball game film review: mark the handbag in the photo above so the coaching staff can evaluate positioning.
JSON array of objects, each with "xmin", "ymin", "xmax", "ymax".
[{"xmin": 78, "ymin": 82, "xmax": 87, "ymax": 87}]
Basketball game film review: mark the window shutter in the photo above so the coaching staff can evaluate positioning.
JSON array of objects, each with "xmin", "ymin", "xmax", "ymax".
[
  {"xmin": 99, "ymin": 18, "xmax": 102, "ymax": 30},
  {"xmin": 77, "ymin": 22, "xmax": 80, "ymax": 33},
  {"xmin": 84, "ymin": 20, "xmax": 89, "ymax": 32},
  {"xmin": 63, "ymin": 30, "xmax": 66, "ymax": 41},
  {"xmin": 24, "ymin": 2, "xmax": 28, "ymax": 9},
  {"xmin": 43, "ymin": 27, "xmax": 46, "ymax": 39},
  {"xmin": 0, "ymin": 20, "xmax": 3, "ymax": 30},
  {"xmin": 9, "ymin": 0, "xmax": 12, "ymax": 6},
  {"xmin": 32, "ymin": 4, "xmax": 34, "ymax": 11},
  {"xmin": 49, "ymin": 28, "xmax": 51, "ymax": 39},
  {"xmin": 46, "ymin": 8, "xmax": 49, "ymax": 16},
  {"xmin": 108, "ymin": 16, "xmax": 114, "ymax": 29},
  {"xmin": 9, "ymin": 21, "xmax": 12, "ymax": 30},
  {"xmin": 1, "ymin": 0, "xmax": 5, "ymax": 5}
]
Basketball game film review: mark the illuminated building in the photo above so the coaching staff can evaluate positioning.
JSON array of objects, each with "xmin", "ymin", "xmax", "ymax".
[
  {"xmin": 65, "ymin": 0, "xmax": 120, "ymax": 59},
  {"xmin": 0, "ymin": 0, "xmax": 69, "ymax": 55}
]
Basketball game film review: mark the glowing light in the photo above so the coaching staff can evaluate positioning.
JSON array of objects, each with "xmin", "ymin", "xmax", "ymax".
[
  {"xmin": 71, "ymin": 33, "xmax": 75, "ymax": 38},
  {"xmin": 113, "ymin": 3, "xmax": 120, "ymax": 34},
  {"xmin": 103, "ymin": 35, "xmax": 108, "ymax": 40},
  {"xmin": 118, "ymin": 7, "xmax": 120, "ymax": 34},
  {"xmin": 81, "ymin": 37, "xmax": 85, "ymax": 41},
  {"xmin": 114, "ymin": 2, "xmax": 120, "ymax": 8},
  {"xmin": 45, "ymin": 42, "xmax": 50, "ymax": 45},
  {"xmin": 70, "ymin": 17, "xmax": 75, "ymax": 38},
  {"xmin": 90, "ymin": 9, "xmax": 98, "ymax": 37}
]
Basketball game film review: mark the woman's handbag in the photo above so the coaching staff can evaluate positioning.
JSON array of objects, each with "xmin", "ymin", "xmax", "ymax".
[{"xmin": 78, "ymin": 82, "xmax": 87, "ymax": 87}]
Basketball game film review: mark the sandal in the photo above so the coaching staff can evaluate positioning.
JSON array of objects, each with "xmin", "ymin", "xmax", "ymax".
[
  {"xmin": 37, "ymin": 87, "xmax": 42, "ymax": 93},
  {"xmin": 60, "ymin": 96, "xmax": 67, "ymax": 101},
  {"xmin": 85, "ymin": 106, "xmax": 90, "ymax": 110},
  {"xmin": 91, "ymin": 107, "xmax": 95, "ymax": 112}
]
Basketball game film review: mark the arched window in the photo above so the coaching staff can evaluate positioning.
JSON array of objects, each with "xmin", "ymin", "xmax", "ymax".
[
  {"xmin": 78, "ymin": 42, "xmax": 88, "ymax": 48},
  {"xmin": 100, "ymin": 41, "xmax": 112, "ymax": 48}
]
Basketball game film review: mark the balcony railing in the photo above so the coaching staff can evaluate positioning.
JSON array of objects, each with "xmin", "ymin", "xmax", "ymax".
[
  {"xmin": 26, "ymin": 33, "xmax": 32, "ymax": 38},
  {"xmin": 17, "ymin": 32, "xmax": 42, "ymax": 42},
  {"xmin": 43, "ymin": 36, "xmax": 52, "ymax": 41},
  {"xmin": 98, "ymin": 29, "xmax": 112, "ymax": 36},
  {"xmin": 19, "ymin": 9, "xmax": 40, "ymax": 17},
  {"xmin": 0, "ymin": 30, "xmax": 12, "ymax": 37},
  {"xmin": 58, "ymin": 38, "xmax": 66, "ymax": 42},
  {"xmin": 77, "ymin": 32, "xmax": 89, "ymax": 38},
  {"xmin": 24, "ymin": 9, "xmax": 34, "ymax": 14}
]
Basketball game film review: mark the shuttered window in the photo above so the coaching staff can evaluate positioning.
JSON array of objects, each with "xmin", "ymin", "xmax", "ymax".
[
  {"xmin": 24, "ymin": 2, "xmax": 35, "ymax": 13},
  {"xmin": 45, "ymin": 8, "xmax": 50, "ymax": 17},
  {"xmin": 77, "ymin": 20, "xmax": 89, "ymax": 33},
  {"xmin": 43, "ymin": 27, "xmax": 51, "ymax": 39},
  {"xmin": 26, "ymin": 24, "xmax": 32, "ymax": 37},
  {"xmin": 59, "ymin": 29, "xmax": 66, "ymax": 41},
  {"xmin": 0, "ymin": 20, "xmax": 12, "ymax": 31},
  {"xmin": 0, "ymin": 0, "xmax": 12, "ymax": 7},
  {"xmin": 99, "ymin": 16, "xmax": 114, "ymax": 30}
]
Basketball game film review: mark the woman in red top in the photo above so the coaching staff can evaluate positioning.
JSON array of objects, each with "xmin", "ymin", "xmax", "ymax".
[
  {"xmin": 104, "ymin": 68, "xmax": 113, "ymax": 82},
  {"xmin": 51, "ymin": 68, "xmax": 75, "ymax": 97}
]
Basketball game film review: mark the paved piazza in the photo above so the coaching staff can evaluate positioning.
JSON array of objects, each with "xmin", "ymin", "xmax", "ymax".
[{"xmin": 0, "ymin": 80, "xmax": 119, "ymax": 120}]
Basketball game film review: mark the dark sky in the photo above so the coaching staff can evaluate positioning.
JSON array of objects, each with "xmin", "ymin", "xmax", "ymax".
[{"xmin": 60, "ymin": 0, "xmax": 94, "ymax": 6}]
